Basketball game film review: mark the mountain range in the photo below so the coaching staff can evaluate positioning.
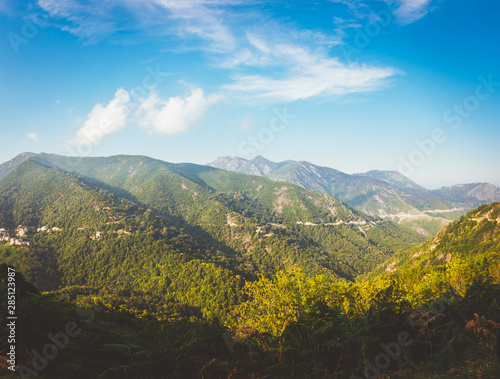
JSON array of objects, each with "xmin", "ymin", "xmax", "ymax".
[
  {"xmin": 208, "ymin": 156, "xmax": 500, "ymax": 236},
  {"xmin": 0, "ymin": 153, "xmax": 425, "ymax": 316},
  {"xmin": 1, "ymin": 152, "xmax": 500, "ymax": 378}
]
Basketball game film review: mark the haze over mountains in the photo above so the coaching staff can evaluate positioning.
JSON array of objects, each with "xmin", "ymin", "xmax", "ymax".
[{"xmin": 208, "ymin": 156, "xmax": 500, "ymax": 236}]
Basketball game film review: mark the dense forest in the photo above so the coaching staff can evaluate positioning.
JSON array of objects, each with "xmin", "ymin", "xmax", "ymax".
[{"xmin": 0, "ymin": 155, "xmax": 499, "ymax": 378}]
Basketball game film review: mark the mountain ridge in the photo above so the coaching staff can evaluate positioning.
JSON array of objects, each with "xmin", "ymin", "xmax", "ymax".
[
  {"xmin": 1, "ymin": 154, "xmax": 499, "ymax": 378},
  {"xmin": 0, "ymin": 153, "xmax": 425, "ymax": 295},
  {"xmin": 207, "ymin": 155, "xmax": 500, "ymax": 236}
]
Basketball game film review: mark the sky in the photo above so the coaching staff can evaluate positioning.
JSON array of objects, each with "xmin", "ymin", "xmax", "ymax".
[{"xmin": 0, "ymin": 0, "xmax": 499, "ymax": 189}]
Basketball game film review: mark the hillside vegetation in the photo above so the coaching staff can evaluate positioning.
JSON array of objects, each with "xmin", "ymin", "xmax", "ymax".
[
  {"xmin": 0, "ymin": 155, "xmax": 499, "ymax": 378},
  {"xmin": 208, "ymin": 156, "xmax": 500, "ymax": 237}
]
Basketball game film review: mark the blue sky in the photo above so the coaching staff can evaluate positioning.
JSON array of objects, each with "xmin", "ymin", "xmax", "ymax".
[{"xmin": 0, "ymin": 0, "xmax": 499, "ymax": 188}]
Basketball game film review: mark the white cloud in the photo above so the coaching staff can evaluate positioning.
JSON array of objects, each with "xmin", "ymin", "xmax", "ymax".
[
  {"xmin": 37, "ymin": 0, "xmax": 238, "ymax": 50},
  {"xmin": 38, "ymin": 0, "xmax": 120, "ymax": 40},
  {"xmin": 151, "ymin": 0, "xmax": 237, "ymax": 51},
  {"xmin": 27, "ymin": 133, "xmax": 39, "ymax": 142},
  {"xmin": 35, "ymin": 0, "xmax": 411, "ymax": 106},
  {"xmin": 68, "ymin": 88, "xmax": 130, "ymax": 146},
  {"xmin": 136, "ymin": 87, "xmax": 222, "ymax": 135},
  {"xmin": 331, "ymin": 0, "xmax": 434, "ymax": 25},
  {"xmin": 214, "ymin": 21, "xmax": 397, "ymax": 104},
  {"xmin": 392, "ymin": 0, "xmax": 432, "ymax": 24},
  {"xmin": 63, "ymin": 85, "xmax": 220, "ymax": 149},
  {"xmin": 224, "ymin": 39, "xmax": 398, "ymax": 103}
]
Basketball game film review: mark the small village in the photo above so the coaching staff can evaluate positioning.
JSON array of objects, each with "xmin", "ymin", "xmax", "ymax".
[
  {"xmin": 1, "ymin": 225, "xmax": 113, "ymax": 246},
  {"xmin": 0, "ymin": 226, "xmax": 30, "ymax": 246}
]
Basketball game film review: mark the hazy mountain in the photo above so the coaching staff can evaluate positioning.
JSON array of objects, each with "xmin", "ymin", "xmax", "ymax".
[
  {"xmin": 208, "ymin": 155, "xmax": 291, "ymax": 176},
  {"xmin": 208, "ymin": 156, "xmax": 500, "ymax": 236},
  {"xmin": 430, "ymin": 183, "xmax": 500, "ymax": 208},
  {"xmin": 355, "ymin": 169, "xmax": 426, "ymax": 193},
  {"xmin": 360, "ymin": 170, "xmax": 500, "ymax": 208},
  {"xmin": 0, "ymin": 151, "xmax": 36, "ymax": 180}
]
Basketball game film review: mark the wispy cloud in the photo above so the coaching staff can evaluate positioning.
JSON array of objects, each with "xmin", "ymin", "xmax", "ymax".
[
  {"xmin": 37, "ymin": 0, "xmax": 121, "ymax": 40},
  {"xmin": 136, "ymin": 86, "xmax": 222, "ymax": 135},
  {"xmin": 37, "ymin": 0, "xmax": 239, "ymax": 49},
  {"xmin": 331, "ymin": 0, "xmax": 434, "ymax": 25},
  {"xmin": 392, "ymin": 0, "xmax": 432, "ymax": 24},
  {"xmin": 67, "ymin": 88, "xmax": 130, "ymax": 146},
  {"xmin": 149, "ymin": 0, "xmax": 238, "ymax": 52},
  {"xmin": 224, "ymin": 38, "xmax": 398, "ymax": 103},
  {"xmin": 36, "ymin": 0, "xmax": 424, "ymax": 106}
]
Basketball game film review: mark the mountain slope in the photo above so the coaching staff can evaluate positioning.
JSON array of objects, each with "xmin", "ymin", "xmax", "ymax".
[
  {"xmin": 0, "ymin": 154, "xmax": 425, "ymax": 301},
  {"xmin": 208, "ymin": 156, "xmax": 500, "ymax": 236},
  {"xmin": 0, "ymin": 151, "xmax": 36, "ymax": 180},
  {"xmin": 0, "ymin": 159, "xmax": 246, "ymax": 319},
  {"xmin": 37, "ymin": 153, "xmax": 426, "ymax": 275},
  {"xmin": 2, "ymin": 157, "xmax": 498, "ymax": 378},
  {"xmin": 208, "ymin": 155, "xmax": 291, "ymax": 177},
  {"xmin": 355, "ymin": 169, "xmax": 426, "ymax": 193},
  {"xmin": 430, "ymin": 183, "xmax": 500, "ymax": 208},
  {"xmin": 370, "ymin": 202, "xmax": 500, "ymax": 281}
]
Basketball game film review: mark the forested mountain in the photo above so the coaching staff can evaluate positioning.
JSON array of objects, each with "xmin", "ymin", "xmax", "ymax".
[
  {"xmin": 0, "ymin": 152, "xmax": 36, "ymax": 180},
  {"xmin": 0, "ymin": 154, "xmax": 499, "ymax": 378},
  {"xmin": 0, "ymin": 153, "xmax": 425, "ymax": 324},
  {"xmin": 208, "ymin": 156, "xmax": 500, "ymax": 236},
  {"xmin": 0, "ymin": 158, "xmax": 246, "ymax": 320},
  {"xmin": 371, "ymin": 201, "xmax": 500, "ymax": 280},
  {"xmin": 1, "ymin": 184, "xmax": 499, "ymax": 378}
]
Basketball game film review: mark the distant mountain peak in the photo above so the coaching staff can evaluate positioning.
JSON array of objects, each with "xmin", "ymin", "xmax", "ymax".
[
  {"xmin": 355, "ymin": 169, "xmax": 425, "ymax": 192},
  {"xmin": 0, "ymin": 152, "xmax": 38, "ymax": 180},
  {"xmin": 252, "ymin": 155, "xmax": 267, "ymax": 160},
  {"xmin": 207, "ymin": 155, "xmax": 500, "ymax": 236}
]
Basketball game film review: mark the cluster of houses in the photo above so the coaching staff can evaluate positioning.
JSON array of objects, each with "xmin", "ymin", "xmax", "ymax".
[
  {"xmin": 0, "ymin": 225, "xmax": 64, "ymax": 246},
  {"xmin": 1, "ymin": 225, "xmax": 111, "ymax": 245},
  {"xmin": 17, "ymin": 226, "xmax": 29, "ymax": 236},
  {"xmin": 0, "ymin": 227, "xmax": 30, "ymax": 246},
  {"xmin": 37, "ymin": 226, "xmax": 62, "ymax": 233},
  {"xmin": 0, "ymin": 228, "xmax": 8, "ymax": 241}
]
